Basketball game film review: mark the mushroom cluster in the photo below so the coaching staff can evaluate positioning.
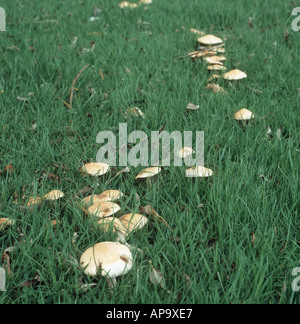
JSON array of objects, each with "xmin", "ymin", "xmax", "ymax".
[
  {"xmin": 188, "ymin": 31, "xmax": 254, "ymax": 121},
  {"xmin": 78, "ymin": 162, "xmax": 151, "ymax": 286}
]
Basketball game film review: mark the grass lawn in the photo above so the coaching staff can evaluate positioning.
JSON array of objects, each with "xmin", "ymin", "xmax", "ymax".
[{"xmin": 0, "ymin": 0, "xmax": 299, "ymax": 304}]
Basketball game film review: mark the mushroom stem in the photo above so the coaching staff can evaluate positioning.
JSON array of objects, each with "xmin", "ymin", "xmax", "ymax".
[
  {"xmin": 146, "ymin": 178, "xmax": 152, "ymax": 188},
  {"xmin": 106, "ymin": 277, "xmax": 117, "ymax": 290},
  {"xmin": 116, "ymin": 235, "xmax": 144, "ymax": 257},
  {"xmin": 124, "ymin": 243, "xmax": 144, "ymax": 256},
  {"xmin": 116, "ymin": 230, "xmax": 127, "ymax": 243}
]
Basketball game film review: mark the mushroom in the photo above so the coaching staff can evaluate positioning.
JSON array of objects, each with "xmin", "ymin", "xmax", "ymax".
[
  {"xmin": 188, "ymin": 50, "xmax": 217, "ymax": 59},
  {"xmin": 80, "ymin": 242, "xmax": 133, "ymax": 287},
  {"xmin": 97, "ymin": 217, "xmax": 127, "ymax": 234},
  {"xmin": 118, "ymin": 1, "xmax": 130, "ymax": 8},
  {"xmin": 185, "ymin": 166, "xmax": 214, "ymax": 178},
  {"xmin": 139, "ymin": 0, "xmax": 152, "ymax": 4},
  {"xmin": 44, "ymin": 190, "xmax": 65, "ymax": 201},
  {"xmin": 100, "ymin": 190, "xmax": 124, "ymax": 201},
  {"xmin": 119, "ymin": 213, "xmax": 148, "ymax": 234},
  {"xmin": 80, "ymin": 162, "xmax": 110, "ymax": 177},
  {"xmin": 26, "ymin": 196, "xmax": 42, "ymax": 208},
  {"xmin": 205, "ymin": 83, "xmax": 227, "ymax": 94},
  {"xmin": 234, "ymin": 108, "xmax": 255, "ymax": 121},
  {"xmin": 207, "ymin": 65, "xmax": 227, "ymax": 71},
  {"xmin": 223, "ymin": 69, "xmax": 247, "ymax": 81},
  {"xmin": 197, "ymin": 34, "xmax": 223, "ymax": 45},
  {"xmin": 204, "ymin": 56, "xmax": 226, "ymax": 64},
  {"xmin": 81, "ymin": 194, "xmax": 112, "ymax": 207},
  {"xmin": 176, "ymin": 147, "xmax": 194, "ymax": 159},
  {"xmin": 88, "ymin": 201, "xmax": 121, "ymax": 218},
  {"xmin": 135, "ymin": 167, "xmax": 161, "ymax": 180}
]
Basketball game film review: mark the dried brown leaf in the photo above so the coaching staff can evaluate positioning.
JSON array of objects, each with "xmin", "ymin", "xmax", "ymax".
[{"xmin": 139, "ymin": 205, "xmax": 169, "ymax": 228}]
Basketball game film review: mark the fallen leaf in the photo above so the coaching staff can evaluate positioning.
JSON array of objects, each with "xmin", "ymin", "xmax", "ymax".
[
  {"xmin": 126, "ymin": 107, "xmax": 145, "ymax": 118},
  {"xmin": 139, "ymin": 205, "xmax": 169, "ymax": 228},
  {"xmin": 4, "ymin": 165, "xmax": 14, "ymax": 174},
  {"xmin": 250, "ymin": 232, "xmax": 256, "ymax": 245},
  {"xmin": 1, "ymin": 249, "xmax": 12, "ymax": 276},
  {"xmin": 205, "ymin": 83, "xmax": 227, "ymax": 94},
  {"xmin": 149, "ymin": 262, "xmax": 166, "ymax": 289},
  {"xmin": 190, "ymin": 28, "xmax": 205, "ymax": 35},
  {"xmin": 249, "ymin": 17, "xmax": 254, "ymax": 29},
  {"xmin": 20, "ymin": 274, "xmax": 43, "ymax": 289},
  {"xmin": 17, "ymin": 96, "xmax": 29, "ymax": 103}
]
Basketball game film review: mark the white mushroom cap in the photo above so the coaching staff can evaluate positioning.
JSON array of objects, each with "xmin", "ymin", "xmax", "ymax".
[
  {"xmin": 100, "ymin": 190, "xmax": 124, "ymax": 201},
  {"xmin": 44, "ymin": 190, "xmax": 65, "ymax": 201},
  {"xmin": 185, "ymin": 166, "xmax": 214, "ymax": 178},
  {"xmin": 81, "ymin": 194, "xmax": 112, "ymax": 207},
  {"xmin": 80, "ymin": 163, "xmax": 110, "ymax": 177},
  {"xmin": 198, "ymin": 34, "xmax": 223, "ymax": 45},
  {"xmin": 139, "ymin": 0, "xmax": 152, "ymax": 4},
  {"xmin": 234, "ymin": 108, "xmax": 255, "ymax": 121},
  {"xmin": 88, "ymin": 202, "xmax": 121, "ymax": 218},
  {"xmin": 207, "ymin": 65, "xmax": 227, "ymax": 71},
  {"xmin": 135, "ymin": 167, "xmax": 161, "ymax": 179},
  {"xmin": 204, "ymin": 56, "xmax": 226, "ymax": 65},
  {"xmin": 176, "ymin": 147, "xmax": 194, "ymax": 159},
  {"xmin": 119, "ymin": 213, "xmax": 148, "ymax": 233},
  {"xmin": 97, "ymin": 217, "xmax": 127, "ymax": 234},
  {"xmin": 80, "ymin": 242, "xmax": 133, "ymax": 277},
  {"xmin": 118, "ymin": 1, "xmax": 130, "ymax": 8},
  {"xmin": 223, "ymin": 69, "xmax": 247, "ymax": 80}
]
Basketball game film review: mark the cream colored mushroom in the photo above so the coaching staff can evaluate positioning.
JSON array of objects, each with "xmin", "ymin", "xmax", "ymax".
[
  {"xmin": 139, "ymin": 0, "xmax": 152, "ymax": 4},
  {"xmin": 176, "ymin": 147, "xmax": 194, "ymax": 159},
  {"xmin": 234, "ymin": 108, "xmax": 254, "ymax": 121},
  {"xmin": 100, "ymin": 190, "xmax": 124, "ymax": 201},
  {"xmin": 81, "ymin": 194, "xmax": 112, "ymax": 207},
  {"xmin": 185, "ymin": 166, "xmax": 214, "ymax": 178},
  {"xmin": 88, "ymin": 202, "xmax": 121, "ymax": 218},
  {"xmin": 223, "ymin": 69, "xmax": 247, "ymax": 80},
  {"xmin": 119, "ymin": 213, "xmax": 148, "ymax": 234},
  {"xmin": 80, "ymin": 242, "xmax": 133, "ymax": 287},
  {"xmin": 135, "ymin": 167, "xmax": 161, "ymax": 179},
  {"xmin": 97, "ymin": 217, "xmax": 127, "ymax": 234},
  {"xmin": 44, "ymin": 190, "xmax": 64, "ymax": 201},
  {"xmin": 80, "ymin": 162, "xmax": 110, "ymax": 177},
  {"xmin": 118, "ymin": 1, "xmax": 130, "ymax": 8},
  {"xmin": 204, "ymin": 56, "xmax": 226, "ymax": 65},
  {"xmin": 198, "ymin": 34, "xmax": 223, "ymax": 45},
  {"xmin": 207, "ymin": 65, "xmax": 227, "ymax": 71}
]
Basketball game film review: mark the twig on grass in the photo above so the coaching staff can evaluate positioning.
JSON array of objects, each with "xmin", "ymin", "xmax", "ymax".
[{"xmin": 68, "ymin": 64, "xmax": 90, "ymax": 110}]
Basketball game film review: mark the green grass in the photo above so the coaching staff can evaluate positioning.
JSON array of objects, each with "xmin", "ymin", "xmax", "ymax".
[{"xmin": 0, "ymin": 0, "xmax": 299, "ymax": 304}]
